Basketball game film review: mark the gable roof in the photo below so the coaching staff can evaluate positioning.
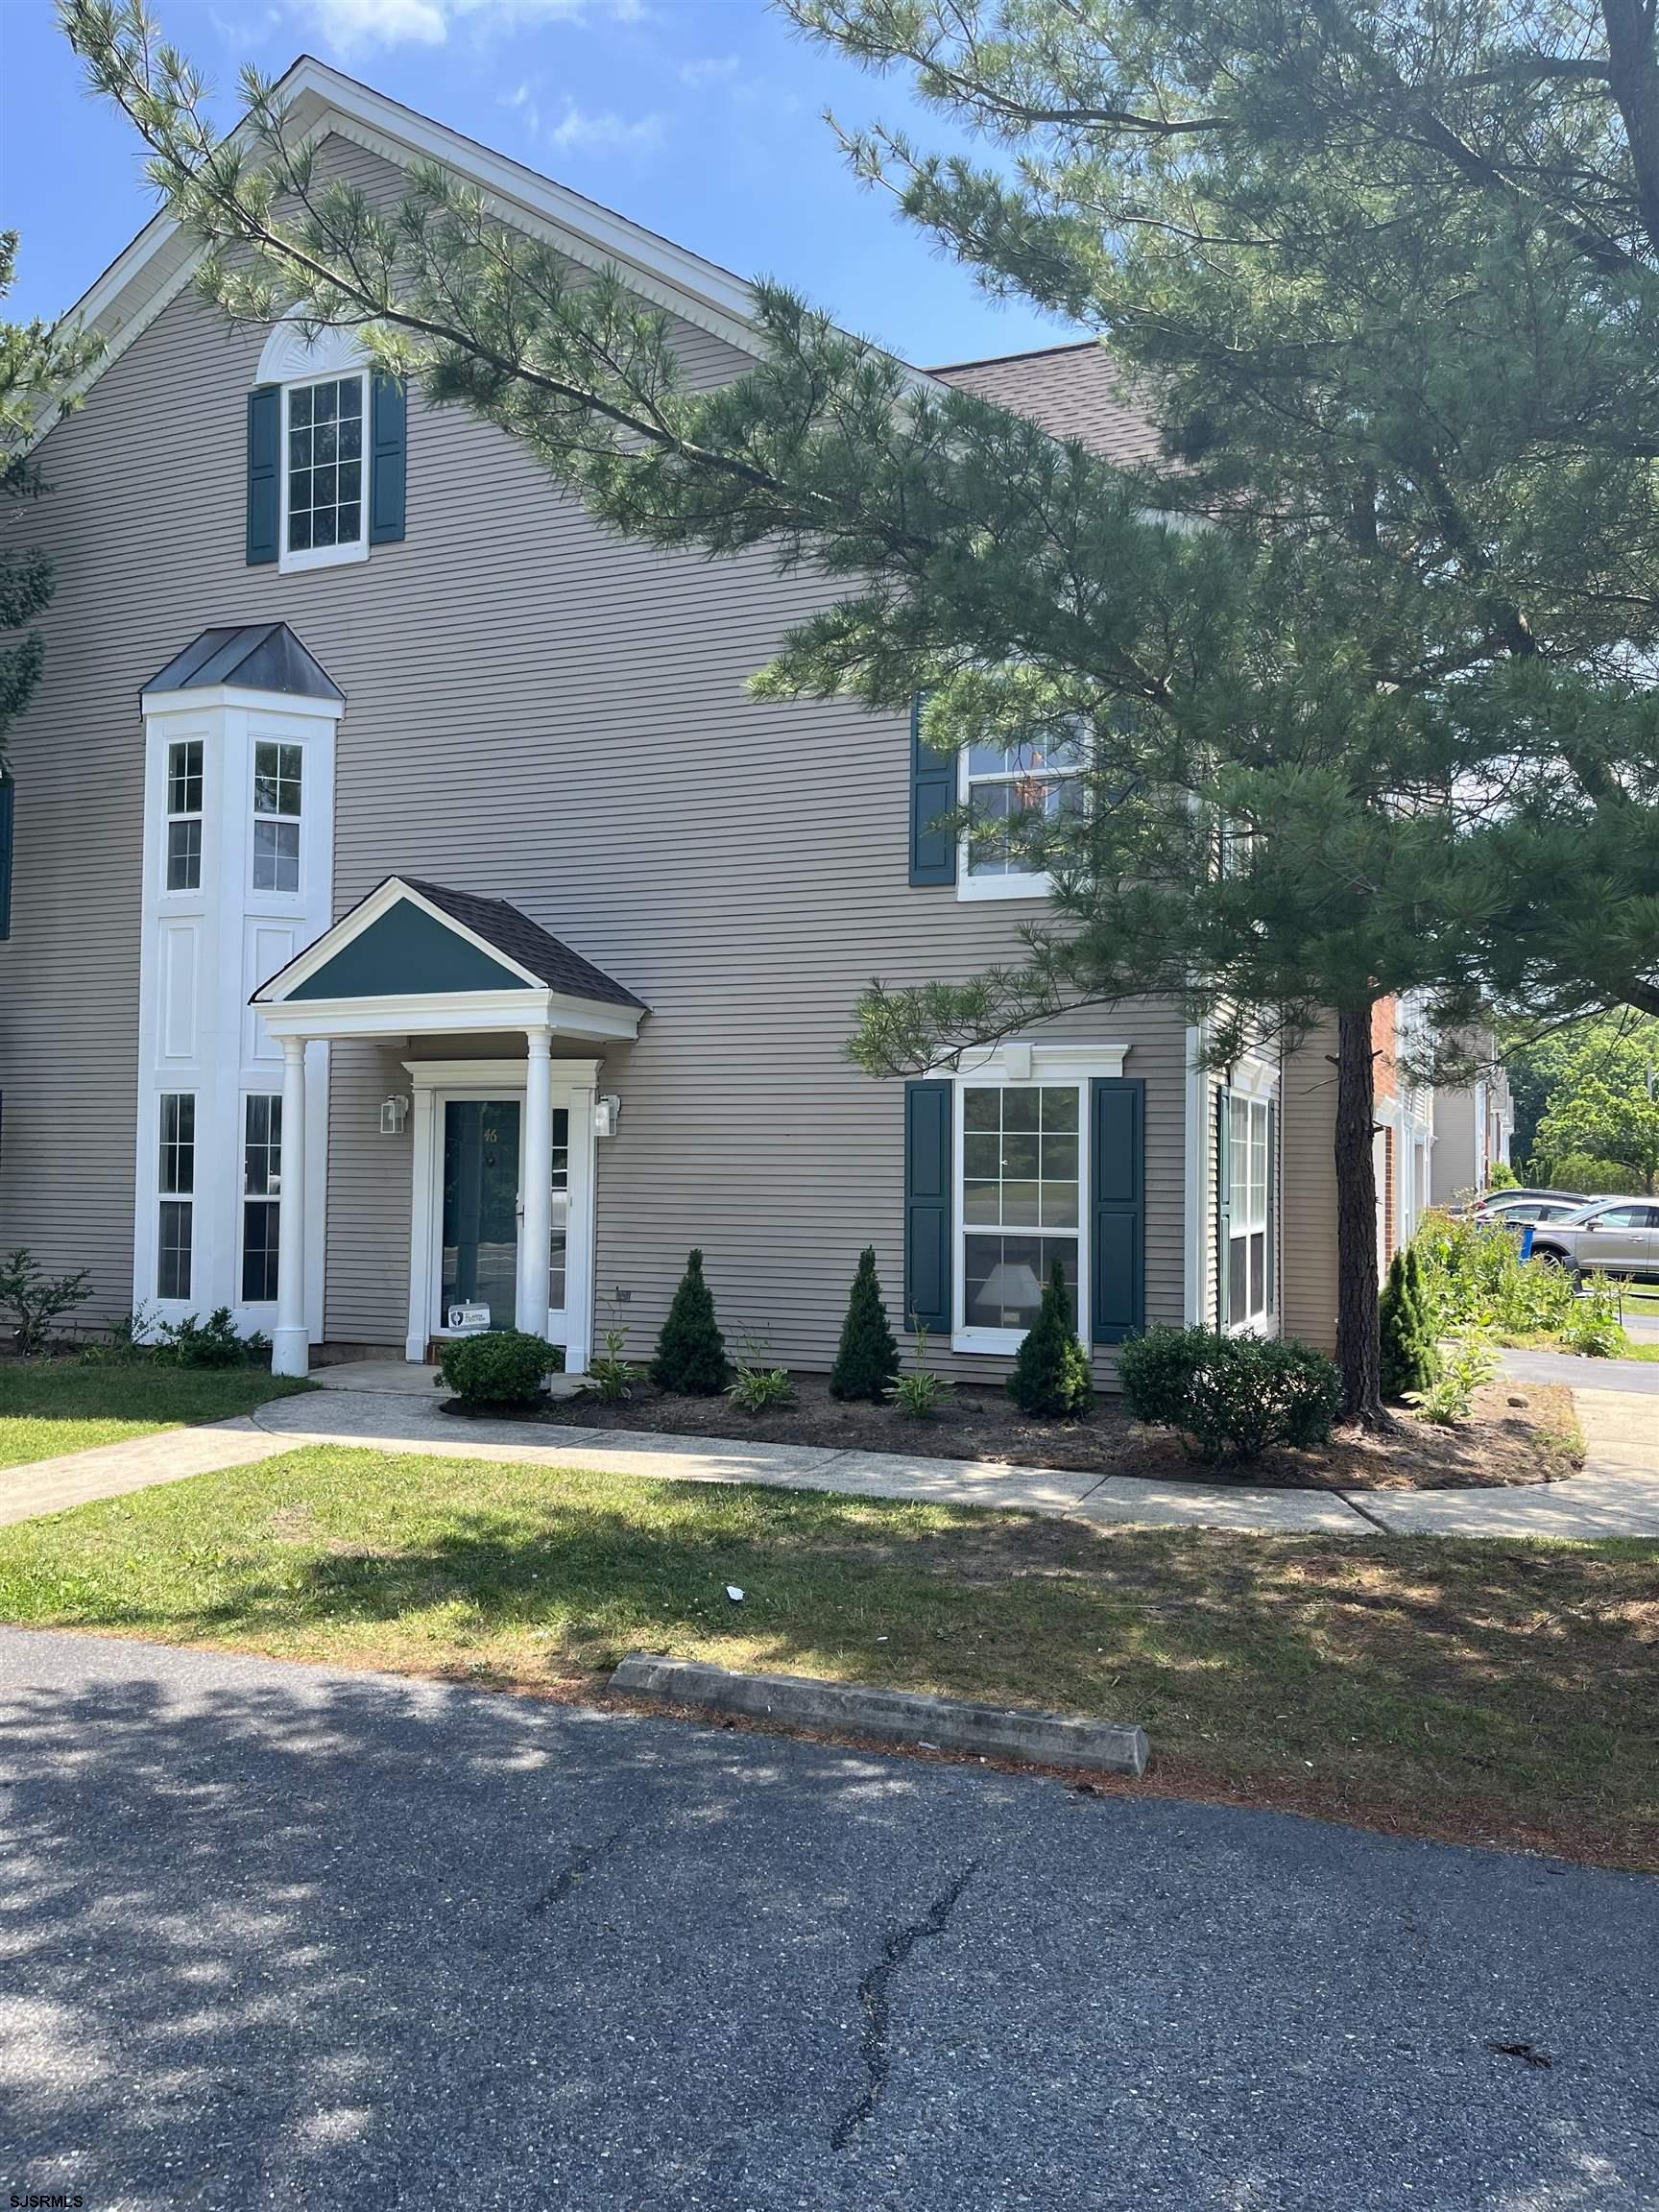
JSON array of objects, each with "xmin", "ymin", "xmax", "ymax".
[
  {"xmin": 144, "ymin": 622, "xmax": 343, "ymax": 702},
  {"xmin": 931, "ymin": 343, "xmax": 1164, "ymax": 467},
  {"xmin": 48, "ymin": 53, "xmax": 785, "ymax": 431},
  {"xmin": 401, "ymin": 879, "xmax": 647, "ymax": 1009}
]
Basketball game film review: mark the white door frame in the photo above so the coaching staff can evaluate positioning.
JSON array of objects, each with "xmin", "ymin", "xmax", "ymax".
[{"xmin": 403, "ymin": 1057, "xmax": 600, "ymax": 1372}]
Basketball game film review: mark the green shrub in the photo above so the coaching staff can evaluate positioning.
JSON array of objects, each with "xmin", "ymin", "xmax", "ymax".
[
  {"xmin": 1119, "ymin": 1324, "xmax": 1343, "ymax": 1460},
  {"xmin": 436, "ymin": 1330, "xmax": 561, "ymax": 1405},
  {"xmin": 886, "ymin": 1318, "xmax": 954, "ymax": 1419},
  {"xmin": 1406, "ymin": 1329, "xmax": 1498, "ymax": 1425},
  {"xmin": 1413, "ymin": 1212, "xmax": 1575, "ymax": 1337},
  {"xmin": 1006, "ymin": 1259, "xmax": 1093, "ymax": 1418},
  {"xmin": 829, "ymin": 1246, "xmax": 900, "ymax": 1403},
  {"xmin": 153, "ymin": 1307, "xmax": 269, "ymax": 1369},
  {"xmin": 1379, "ymin": 1246, "xmax": 1440, "ymax": 1401},
  {"xmin": 583, "ymin": 1325, "xmax": 644, "ymax": 1403},
  {"xmin": 1560, "ymin": 1274, "xmax": 1627, "ymax": 1358},
  {"xmin": 727, "ymin": 1363, "xmax": 796, "ymax": 1414},
  {"xmin": 0, "ymin": 1247, "xmax": 92, "ymax": 1357},
  {"xmin": 1117, "ymin": 1323, "xmax": 1206, "ymax": 1429},
  {"xmin": 1485, "ymin": 1161, "xmax": 1519, "ymax": 1190},
  {"xmin": 652, "ymin": 1249, "xmax": 732, "ymax": 1394}
]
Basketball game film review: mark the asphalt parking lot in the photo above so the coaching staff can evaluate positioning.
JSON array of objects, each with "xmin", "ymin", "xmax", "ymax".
[{"xmin": 2, "ymin": 1626, "xmax": 1655, "ymax": 2210}]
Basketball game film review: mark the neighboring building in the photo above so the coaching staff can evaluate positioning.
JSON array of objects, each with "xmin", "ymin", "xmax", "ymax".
[
  {"xmin": 1431, "ymin": 1038, "xmax": 1515, "ymax": 1206},
  {"xmin": 2, "ymin": 58, "xmax": 1401, "ymax": 1380}
]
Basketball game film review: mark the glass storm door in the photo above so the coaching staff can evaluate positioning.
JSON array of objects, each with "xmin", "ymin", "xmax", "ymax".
[{"xmin": 441, "ymin": 1098, "xmax": 520, "ymax": 1329}]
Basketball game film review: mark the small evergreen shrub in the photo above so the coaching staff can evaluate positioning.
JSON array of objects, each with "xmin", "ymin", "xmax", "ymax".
[
  {"xmin": 1379, "ymin": 1246, "xmax": 1440, "ymax": 1401},
  {"xmin": 1005, "ymin": 1259, "xmax": 1093, "ymax": 1418},
  {"xmin": 829, "ymin": 1247, "xmax": 900, "ymax": 1403},
  {"xmin": 652, "ymin": 1249, "xmax": 732, "ymax": 1394},
  {"xmin": 0, "ymin": 1247, "xmax": 92, "ymax": 1357},
  {"xmin": 153, "ymin": 1307, "xmax": 270, "ymax": 1368},
  {"xmin": 728, "ymin": 1363, "xmax": 796, "ymax": 1413},
  {"xmin": 436, "ymin": 1329, "xmax": 561, "ymax": 1405},
  {"xmin": 1119, "ymin": 1325, "xmax": 1342, "ymax": 1460},
  {"xmin": 1117, "ymin": 1323, "xmax": 1206, "ymax": 1430}
]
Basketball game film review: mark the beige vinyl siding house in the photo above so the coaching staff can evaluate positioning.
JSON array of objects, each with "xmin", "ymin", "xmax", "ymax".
[{"xmin": 0, "ymin": 56, "xmax": 1366, "ymax": 1388}]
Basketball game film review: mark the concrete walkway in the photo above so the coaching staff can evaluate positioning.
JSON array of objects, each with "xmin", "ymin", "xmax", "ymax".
[{"xmin": 3, "ymin": 1355, "xmax": 1655, "ymax": 1540}]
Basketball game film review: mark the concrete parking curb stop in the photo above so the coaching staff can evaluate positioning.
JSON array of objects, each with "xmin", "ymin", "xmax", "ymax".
[{"xmin": 608, "ymin": 1652, "xmax": 1151, "ymax": 1776}]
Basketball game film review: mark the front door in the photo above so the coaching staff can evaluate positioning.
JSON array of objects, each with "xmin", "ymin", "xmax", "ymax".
[{"xmin": 441, "ymin": 1097, "xmax": 520, "ymax": 1328}]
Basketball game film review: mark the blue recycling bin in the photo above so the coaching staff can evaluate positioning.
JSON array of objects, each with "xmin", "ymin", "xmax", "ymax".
[{"xmin": 1519, "ymin": 1224, "xmax": 1536, "ymax": 1261}]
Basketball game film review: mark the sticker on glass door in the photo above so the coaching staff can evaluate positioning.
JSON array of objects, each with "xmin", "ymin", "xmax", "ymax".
[{"xmin": 442, "ymin": 1099, "xmax": 520, "ymax": 1329}]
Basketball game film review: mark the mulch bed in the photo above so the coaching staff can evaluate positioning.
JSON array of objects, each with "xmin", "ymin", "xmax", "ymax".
[{"xmin": 442, "ymin": 1371, "xmax": 1582, "ymax": 1492}]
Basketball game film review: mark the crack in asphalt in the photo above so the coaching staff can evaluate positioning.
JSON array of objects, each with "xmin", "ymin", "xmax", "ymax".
[
  {"xmin": 830, "ymin": 1862, "xmax": 977, "ymax": 2152},
  {"xmin": 528, "ymin": 1819, "xmax": 637, "ymax": 1915}
]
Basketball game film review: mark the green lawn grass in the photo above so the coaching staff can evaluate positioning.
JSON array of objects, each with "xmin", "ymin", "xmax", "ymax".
[
  {"xmin": 0, "ymin": 1442, "xmax": 1651, "ymax": 1871},
  {"xmin": 0, "ymin": 1363, "xmax": 314, "ymax": 1469}
]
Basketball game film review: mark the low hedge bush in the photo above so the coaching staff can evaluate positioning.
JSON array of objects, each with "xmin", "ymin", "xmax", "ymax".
[
  {"xmin": 436, "ymin": 1330, "xmax": 562, "ymax": 1406},
  {"xmin": 1118, "ymin": 1324, "xmax": 1344, "ymax": 1461}
]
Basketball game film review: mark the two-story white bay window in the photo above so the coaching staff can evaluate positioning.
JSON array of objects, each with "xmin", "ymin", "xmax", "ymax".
[{"xmin": 958, "ymin": 731, "xmax": 1084, "ymax": 899}]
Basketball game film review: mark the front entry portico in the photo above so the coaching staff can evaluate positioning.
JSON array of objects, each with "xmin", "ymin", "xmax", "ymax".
[{"xmin": 252, "ymin": 876, "xmax": 647, "ymax": 1379}]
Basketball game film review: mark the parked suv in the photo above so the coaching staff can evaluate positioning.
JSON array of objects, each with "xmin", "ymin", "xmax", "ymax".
[{"xmin": 1528, "ymin": 1200, "xmax": 1659, "ymax": 1282}]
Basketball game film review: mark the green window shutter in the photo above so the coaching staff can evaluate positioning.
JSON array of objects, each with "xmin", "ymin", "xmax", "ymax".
[
  {"xmin": 0, "ymin": 779, "xmax": 12, "ymax": 940},
  {"xmin": 1215, "ymin": 1086, "xmax": 1232, "ymax": 1330},
  {"xmin": 908, "ymin": 693, "xmax": 956, "ymax": 886},
  {"xmin": 1265, "ymin": 1095, "xmax": 1278, "ymax": 1321},
  {"xmin": 1090, "ymin": 1076, "xmax": 1144, "ymax": 1342},
  {"xmin": 246, "ymin": 384, "xmax": 281, "ymax": 565},
  {"xmin": 903, "ymin": 1078, "xmax": 953, "ymax": 1331},
  {"xmin": 369, "ymin": 372, "xmax": 407, "ymax": 544}
]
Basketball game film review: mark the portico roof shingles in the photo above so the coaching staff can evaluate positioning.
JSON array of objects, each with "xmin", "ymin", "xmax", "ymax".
[{"xmin": 394, "ymin": 878, "xmax": 648, "ymax": 1009}]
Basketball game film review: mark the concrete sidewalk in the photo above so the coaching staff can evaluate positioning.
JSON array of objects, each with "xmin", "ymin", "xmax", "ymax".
[{"xmin": 3, "ymin": 1363, "xmax": 1655, "ymax": 1540}]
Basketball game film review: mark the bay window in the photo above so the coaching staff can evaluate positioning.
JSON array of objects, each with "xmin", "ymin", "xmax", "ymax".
[
  {"xmin": 157, "ymin": 1093, "xmax": 195, "ymax": 1301},
  {"xmin": 252, "ymin": 741, "xmax": 302, "ymax": 894},
  {"xmin": 241, "ymin": 1093, "xmax": 282, "ymax": 1304}
]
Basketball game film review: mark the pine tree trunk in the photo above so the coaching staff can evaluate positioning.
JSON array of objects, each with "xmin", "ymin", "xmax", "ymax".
[{"xmin": 1334, "ymin": 1002, "xmax": 1386, "ymax": 1429}]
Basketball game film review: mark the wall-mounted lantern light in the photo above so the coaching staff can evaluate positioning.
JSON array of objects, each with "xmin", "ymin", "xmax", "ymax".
[
  {"xmin": 380, "ymin": 1094, "xmax": 410, "ymax": 1136},
  {"xmin": 594, "ymin": 1094, "xmax": 621, "ymax": 1138}
]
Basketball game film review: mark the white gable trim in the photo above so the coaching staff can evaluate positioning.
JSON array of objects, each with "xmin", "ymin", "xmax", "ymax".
[
  {"xmin": 254, "ymin": 874, "xmax": 545, "ymax": 1002},
  {"xmin": 39, "ymin": 54, "xmax": 947, "ymax": 453}
]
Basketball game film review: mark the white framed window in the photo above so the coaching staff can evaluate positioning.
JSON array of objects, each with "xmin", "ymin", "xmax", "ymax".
[
  {"xmin": 956, "ymin": 1076, "xmax": 1085, "ymax": 1349},
  {"xmin": 957, "ymin": 731, "xmax": 1084, "ymax": 901},
  {"xmin": 281, "ymin": 372, "xmax": 367, "ymax": 573},
  {"xmin": 164, "ymin": 738, "xmax": 203, "ymax": 892},
  {"xmin": 548, "ymin": 1105, "xmax": 570, "ymax": 1313},
  {"xmin": 241, "ymin": 1094, "xmax": 282, "ymax": 1305},
  {"xmin": 157, "ymin": 1092, "xmax": 195, "ymax": 1301},
  {"xmin": 1227, "ymin": 1093, "xmax": 1272, "ymax": 1330},
  {"xmin": 252, "ymin": 741, "xmax": 302, "ymax": 894}
]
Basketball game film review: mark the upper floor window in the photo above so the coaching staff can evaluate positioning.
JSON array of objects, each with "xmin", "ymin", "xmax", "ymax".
[
  {"xmin": 165, "ymin": 738, "xmax": 203, "ymax": 892},
  {"xmin": 959, "ymin": 732, "xmax": 1083, "ymax": 900},
  {"xmin": 252, "ymin": 741, "xmax": 301, "ymax": 893},
  {"xmin": 285, "ymin": 374, "xmax": 365, "ymax": 564}
]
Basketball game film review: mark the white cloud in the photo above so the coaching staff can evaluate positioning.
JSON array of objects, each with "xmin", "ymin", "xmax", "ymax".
[
  {"xmin": 299, "ymin": 0, "xmax": 643, "ymax": 54},
  {"xmin": 546, "ymin": 100, "xmax": 663, "ymax": 153},
  {"xmin": 677, "ymin": 55, "xmax": 740, "ymax": 86}
]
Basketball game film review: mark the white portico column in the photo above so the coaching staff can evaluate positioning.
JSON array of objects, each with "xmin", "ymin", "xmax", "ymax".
[
  {"xmin": 273, "ymin": 1035, "xmax": 310, "ymax": 1378},
  {"xmin": 517, "ymin": 1026, "xmax": 554, "ymax": 1336}
]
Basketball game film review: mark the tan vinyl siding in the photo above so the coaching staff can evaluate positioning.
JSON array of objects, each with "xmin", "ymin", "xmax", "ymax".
[
  {"xmin": 0, "ymin": 136, "xmax": 1194, "ymax": 1380},
  {"xmin": 1279, "ymin": 1018, "xmax": 1340, "ymax": 1353}
]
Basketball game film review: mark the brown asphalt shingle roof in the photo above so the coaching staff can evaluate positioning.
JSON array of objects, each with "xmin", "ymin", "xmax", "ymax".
[
  {"xmin": 402, "ymin": 878, "xmax": 648, "ymax": 1009},
  {"xmin": 930, "ymin": 341, "xmax": 1166, "ymax": 468}
]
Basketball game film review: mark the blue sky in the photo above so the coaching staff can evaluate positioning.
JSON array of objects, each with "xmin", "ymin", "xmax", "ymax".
[{"xmin": 2, "ymin": 0, "xmax": 1076, "ymax": 368}]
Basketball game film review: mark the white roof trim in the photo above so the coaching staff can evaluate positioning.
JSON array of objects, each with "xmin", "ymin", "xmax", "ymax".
[
  {"xmin": 255, "ymin": 875, "xmax": 545, "ymax": 1001},
  {"xmin": 41, "ymin": 52, "xmax": 943, "ymax": 449}
]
